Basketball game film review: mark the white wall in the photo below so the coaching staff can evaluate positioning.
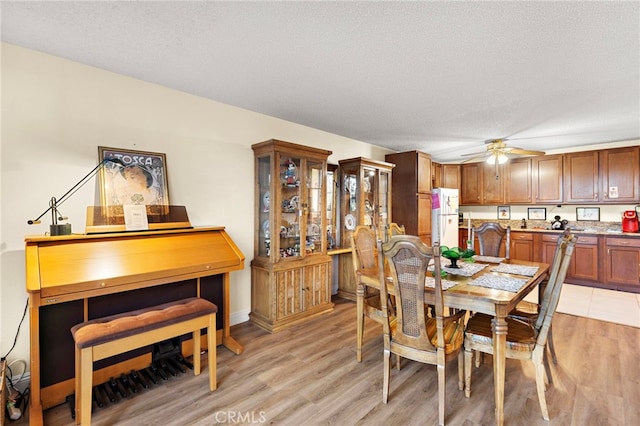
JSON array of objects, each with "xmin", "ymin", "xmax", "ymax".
[{"xmin": 0, "ymin": 43, "xmax": 393, "ymax": 369}]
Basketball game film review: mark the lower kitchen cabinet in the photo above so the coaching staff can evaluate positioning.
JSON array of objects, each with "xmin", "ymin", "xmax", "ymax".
[
  {"xmin": 604, "ymin": 236, "xmax": 640, "ymax": 292},
  {"xmin": 511, "ymin": 232, "xmax": 534, "ymax": 261},
  {"xmin": 542, "ymin": 233, "xmax": 599, "ymax": 284}
]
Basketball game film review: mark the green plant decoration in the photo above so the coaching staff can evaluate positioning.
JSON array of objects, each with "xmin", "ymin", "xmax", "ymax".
[{"xmin": 440, "ymin": 246, "xmax": 475, "ymax": 268}]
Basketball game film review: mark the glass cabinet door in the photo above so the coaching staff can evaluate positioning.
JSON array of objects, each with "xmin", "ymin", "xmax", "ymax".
[
  {"xmin": 378, "ymin": 169, "xmax": 391, "ymax": 232},
  {"xmin": 278, "ymin": 156, "xmax": 302, "ymax": 259},
  {"xmin": 326, "ymin": 164, "xmax": 338, "ymax": 249},
  {"xmin": 257, "ymin": 155, "xmax": 272, "ymax": 258},
  {"xmin": 306, "ymin": 160, "xmax": 324, "ymax": 255}
]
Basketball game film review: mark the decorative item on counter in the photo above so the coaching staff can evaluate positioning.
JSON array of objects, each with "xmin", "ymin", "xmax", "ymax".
[
  {"xmin": 621, "ymin": 206, "xmax": 639, "ymax": 233},
  {"xmin": 521, "ymin": 218, "xmax": 527, "ymax": 229},
  {"xmin": 550, "ymin": 215, "xmax": 568, "ymax": 230},
  {"xmin": 440, "ymin": 246, "xmax": 475, "ymax": 269}
]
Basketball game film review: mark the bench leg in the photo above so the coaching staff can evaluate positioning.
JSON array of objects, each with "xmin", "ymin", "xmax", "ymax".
[
  {"xmin": 193, "ymin": 327, "xmax": 201, "ymax": 376},
  {"xmin": 78, "ymin": 347, "xmax": 93, "ymax": 425},
  {"xmin": 208, "ymin": 313, "xmax": 217, "ymax": 391}
]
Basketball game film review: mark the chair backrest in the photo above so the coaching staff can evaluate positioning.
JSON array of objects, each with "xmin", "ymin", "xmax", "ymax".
[
  {"xmin": 378, "ymin": 235, "xmax": 443, "ymax": 351},
  {"xmin": 535, "ymin": 229, "xmax": 577, "ymax": 347},
  {"xmin": 351, "ymin": 225, "xmax": 379, "ymax": 273},
  {"xmin": 471, "ymin": 222, "xmax": 511, "ymax": 259},
  {"xmin": 386, "ymin": 223, "xmax": 406, "ymax": 240}
]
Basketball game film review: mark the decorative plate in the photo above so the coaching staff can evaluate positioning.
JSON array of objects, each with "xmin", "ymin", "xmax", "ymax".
[
  {"xmin": 262, "ymin": 220, "xmax": 270, "ymax": 238},
  {"xmin": 262, "ymin": 191, "xmax": 270, "ymax": 212},
  {"xmin": 290, "ymin": 195, "xmax": 300, "ymax": 209},
  {"xmin": 345, "ymin": 214, "xmax": 356, "ymax": 230}
]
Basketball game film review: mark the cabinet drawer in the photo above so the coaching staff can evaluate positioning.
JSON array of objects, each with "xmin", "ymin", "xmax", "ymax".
[
  {"xmin": 512, "ymin": 233, "xmax": 533, "ymax": 241},
  {"xmin": 575, "ymin": 235, "xmax": 598, "ymax": 245},
  {"xmin": 606, "ymin": 237, "xmax": 640, "ymax": 248},
  {"xmin": 542, "ymin": 233, "xmax": 561, "ymax": 242}
]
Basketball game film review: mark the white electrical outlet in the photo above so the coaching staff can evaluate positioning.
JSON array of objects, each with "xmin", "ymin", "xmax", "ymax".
[{"xmin": 609, "ymin": 186, "xmax": 619, "ymax": 198}]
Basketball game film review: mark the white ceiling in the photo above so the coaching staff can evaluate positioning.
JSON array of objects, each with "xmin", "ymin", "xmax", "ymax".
[{"xmin": 2, "ymin": 1, "xmax": 639, "ymax": 162}]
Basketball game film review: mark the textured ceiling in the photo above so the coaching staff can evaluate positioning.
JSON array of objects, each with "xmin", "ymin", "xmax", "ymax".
[{"xmin": 2, "ymin": 1, "xmax": 639, "ymax": 162}]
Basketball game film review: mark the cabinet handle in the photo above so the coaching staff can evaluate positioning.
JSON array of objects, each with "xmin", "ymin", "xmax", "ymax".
[
  {"xmin": 608, "ymin": 248, "xmax": 610, "ymax": 255},
  {"xmin": 618, "ymin": 241, "xmax": 631, "ymax": 245}
]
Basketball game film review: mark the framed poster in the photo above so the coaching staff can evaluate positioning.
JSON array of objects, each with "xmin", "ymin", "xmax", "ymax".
[
  {"xmin": 576, "ymin": 207, "xmax": 600, "ymax": 221},
  {"xmin": 497, "ymin": 206, "xmax": 510, "ymax": 220},
  {"xmin": 527, "ymin": 207, "xmax": 546, "ymax": 220},
  {"xmin": 98, "ymin": 147, "xmax": 169, "ymax": 207}
]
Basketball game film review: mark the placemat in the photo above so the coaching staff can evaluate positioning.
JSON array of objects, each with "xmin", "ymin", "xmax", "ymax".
[
  {"xmin": 425, "ymin": 276, "xmax": 458, "ymax": 290},
  {"xmin": 468, "ymin": 274, "xmax": 528, "ymax": 292},
  {"xmin": 491, "ymin": 264, "xmax": 539, "ymax": 277},
  {"xmin": 473, "ymin": 255, "xmax": 505, "ymax": 263},
  {"xmin": 441, "ymin": 261, "xmax": 488, "ymax": 277}
]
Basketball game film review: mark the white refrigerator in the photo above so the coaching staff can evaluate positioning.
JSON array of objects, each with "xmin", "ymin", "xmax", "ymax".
[{"xmin": 431, "ymin": 188, "xmax": 459, "ymax": 248}]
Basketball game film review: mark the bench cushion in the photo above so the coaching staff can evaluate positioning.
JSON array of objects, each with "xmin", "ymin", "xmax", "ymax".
[{"xmin": 71, "ymin": 297, "xmax": 217, "ymax": 349}]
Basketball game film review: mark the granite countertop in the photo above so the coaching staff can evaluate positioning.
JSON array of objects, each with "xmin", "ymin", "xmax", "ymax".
[{"xmin": 463, "ymin": 220, "xmax": 640, "ymax": 237}]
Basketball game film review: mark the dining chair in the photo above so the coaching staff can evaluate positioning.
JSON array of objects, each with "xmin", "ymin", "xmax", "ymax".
[
  {"xmin": 351, "ymin": 225, "xmax": 395, "ymax": 363},
  {"xmin": 471, "ymin": 222, "xmax": 510, "ymax": 258},
  {"xmin": 378, "ymin": 235, "xmax": 466, "ymax": 425},
  {"xmin": 508, "ymin": 229, "xmax": 571, "ymax": 381},
  {"xmin": 463, "ymin": 230, "xmax": 577, "ymax": 421},
  {"xmin": 386, "ymin": 222, "xmax": 406, "ymax": 240}
]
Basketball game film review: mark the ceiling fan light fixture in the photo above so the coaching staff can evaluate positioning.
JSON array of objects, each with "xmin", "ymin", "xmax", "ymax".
[{"xmin": 486, "ymin": 153, "xmax": 508, "ymax": 165}]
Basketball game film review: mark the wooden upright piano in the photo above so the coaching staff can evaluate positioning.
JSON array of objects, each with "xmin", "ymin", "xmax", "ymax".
[{"xmin": 25, "ymin": 227, "xmax": 245, "ymax": 424}]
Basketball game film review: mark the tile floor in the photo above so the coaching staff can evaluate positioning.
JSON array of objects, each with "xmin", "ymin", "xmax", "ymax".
[{"xmin": 525, "ymin": 283, "xmax": 640, "ymax": 328}]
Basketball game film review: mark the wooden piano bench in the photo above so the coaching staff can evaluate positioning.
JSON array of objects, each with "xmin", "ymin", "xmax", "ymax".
[{"xmin": 70, "ymin": 297, "xmax": 217, "ymax": 425}]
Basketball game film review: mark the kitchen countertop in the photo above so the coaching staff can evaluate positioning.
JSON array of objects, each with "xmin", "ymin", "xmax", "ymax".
[{"xmin": 462, "ymin": 220, "xmax": 640, "ymax": 237}]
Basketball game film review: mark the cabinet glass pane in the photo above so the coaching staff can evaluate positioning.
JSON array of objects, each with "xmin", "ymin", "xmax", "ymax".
[
  {"xmin": 342, "ymin": 168, "xmax": 358, "ymax": 245},
  {"xmin": 379, "ymin": 170, "xmax": 390, "ymax": 230},
  {"xmin": 258, "ymin": 156, "xmax": 272, "ymax": 258},
  {"xmin": 363, "ymin": 167, "xmax": 376, "ymax": 227},
  {"xmin": 306, "ymin": 160, "xmax": 323, "ymax": 255},
  {"xmin": 280, "ymin": 157, "xmax": 302, "ymax": 258},
  {"xmin": 326, "ymin": 167, "xmax": 337, "ymax": 249}
]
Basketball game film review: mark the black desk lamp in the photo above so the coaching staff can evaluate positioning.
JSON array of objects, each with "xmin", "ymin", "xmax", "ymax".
[{"xmin": 27, "ymin": 159, "xmax": 111, "ymax": 235}]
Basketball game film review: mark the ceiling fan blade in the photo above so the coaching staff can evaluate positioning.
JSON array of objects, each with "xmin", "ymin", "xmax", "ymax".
[
  {"xmin": 461, "ymin": 151, "xmax": 490, "ymax": 157},
  {"xmin": 506, "ymin": 148, "xmax": 545, "ymax": 156},
  {"xmin": 462, "ymin": 154, "xmax": 490, "ymax": 163}
]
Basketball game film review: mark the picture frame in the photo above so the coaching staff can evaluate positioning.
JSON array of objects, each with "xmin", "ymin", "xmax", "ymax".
[
  {"xmin": 98, "ymin": 146, "xmax": 170, "ymax": 207},
  {"xmin": 527, "ymin": 207, "xmax": 546, "ymax": 220},
  {"xmin": 497, "ymin": 205, "xmax": 511, "ymax": 220},
  {"xmin": 576, "ymin": 207, "xmax": 600, "ymax": 221}
]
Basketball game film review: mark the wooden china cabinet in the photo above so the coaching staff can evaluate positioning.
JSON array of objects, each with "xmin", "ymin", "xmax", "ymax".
[
  {"xmin": 250, "ymin": 140, "xmax": 334, "ymax": 332},
  {"xmin": 337, "ymin": 157, "xmax": 394, "ymax": 300}
]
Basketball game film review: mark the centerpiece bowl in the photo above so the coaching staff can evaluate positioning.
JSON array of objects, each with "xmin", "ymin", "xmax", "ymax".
[{"xmin": 440, "ymin": 246, "xmax": 475, "ymax": 268}]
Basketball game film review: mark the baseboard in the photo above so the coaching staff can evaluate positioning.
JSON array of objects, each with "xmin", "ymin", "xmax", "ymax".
[{"xmin": 230, "ymin": 309, "xmax": 250, "ymax": 326}]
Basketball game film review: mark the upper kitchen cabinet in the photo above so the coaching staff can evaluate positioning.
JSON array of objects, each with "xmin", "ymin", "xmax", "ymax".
[
  {"xmin": 564, "ymin": 147, "xmax": 639, "ymax": 203},
  {"xmin": 461, "ymin": 162, "xmax": 505, "ymax": 205},
  {"xmin": 385, "ymin": 150, "xmax": 432, "ymax": 244},
  {"xmin": 532, "ymin": 154, "xmax": 564, "ymax": 204},
  {"xmin": 563, "ymin": 151, "xmax": 599, "ymax": 203},
  {"xmin": 600, "ymin": 147, "xmax": 640, "ymax": 203},
  {"xmin": 505, "ymin": 157, "xmax": 533, "ymax": 204},
  {"xmin": 441, "ymin": 164, "xmax": 461, "ymax": 191}
]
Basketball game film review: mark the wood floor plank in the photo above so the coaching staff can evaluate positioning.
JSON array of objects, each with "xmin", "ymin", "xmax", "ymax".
[{"xmin": 20, "ymin": 296, "xmax": 640, "ymax": 426}]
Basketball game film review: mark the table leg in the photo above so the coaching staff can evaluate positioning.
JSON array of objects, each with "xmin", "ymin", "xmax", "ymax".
[
  {"xmin": 356, "ymin": 283, "xmax": 365, "ymax": 362},
  {"xmin": 492, "ymin": 314, "xmax": 508, "ymax": 426}
]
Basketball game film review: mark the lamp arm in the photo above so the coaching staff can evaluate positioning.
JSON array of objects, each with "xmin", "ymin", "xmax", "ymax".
[{"xmin": 28, "ymin": 159, "xmax": 110, "ymax": 225}]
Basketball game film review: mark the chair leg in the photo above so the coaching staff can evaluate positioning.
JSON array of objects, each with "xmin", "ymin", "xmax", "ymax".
[
  {"xmin": 382, "ymin": 349, "xmax": 391, "ymax": 403},
  {"xmin": 79, "ymin": 347, "xmax": 94, "ymax": 426},
  {"xmin": 534, "ymin": 354, "xmax": 550, "ymax": 421},
  {"xmin": 464, "ymin": 346, "xmax": 473, "ymax": 398},
  {"xmin": 457, "ymin": 351, "xmax": 464, "ymax": 391},
  {"xmin": 474, "ymin": 350, "xmax": 482, "ymax": 368},
  {"xmin": 437, "ymin": 363, "xmax": 445, "ymax": 426},
  {"xmin": 547, "ymin": 326, "xmax": 558, "ymax": 365}
]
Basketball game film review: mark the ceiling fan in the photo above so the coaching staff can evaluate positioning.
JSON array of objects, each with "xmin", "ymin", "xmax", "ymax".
[{"xmin": 462, "ymin": 139, "xmax": 545, "ymax": 164}]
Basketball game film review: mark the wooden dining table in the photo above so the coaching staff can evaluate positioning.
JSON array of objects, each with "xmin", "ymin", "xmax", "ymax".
[{"xmin": 359, "ymin": 256, "xmax": 550, "ymax": 426}]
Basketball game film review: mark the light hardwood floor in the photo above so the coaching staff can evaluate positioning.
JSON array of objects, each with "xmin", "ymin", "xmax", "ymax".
[{"xmin": 26, "ymin": 296, "xmax": 640, "ymax": 425}]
